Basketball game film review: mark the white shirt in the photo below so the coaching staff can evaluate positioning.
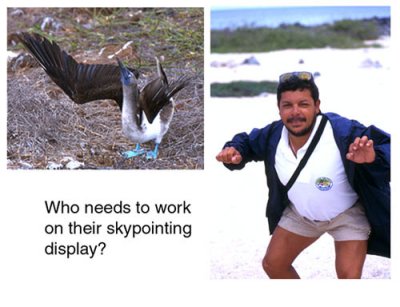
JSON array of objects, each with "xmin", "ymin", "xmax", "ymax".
[{"xmin": 275, "ymin": 115, "xmax": 359, "ymax": 221}]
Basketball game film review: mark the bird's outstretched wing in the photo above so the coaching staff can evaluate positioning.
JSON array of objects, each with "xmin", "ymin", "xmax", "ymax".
[
  {"xmin": 17, "ymin": 32, "xmax": 139, "ymax": 109},
  {"xmin": 139, "ymin": 59, "xmax": 190, "ymax": 123}
]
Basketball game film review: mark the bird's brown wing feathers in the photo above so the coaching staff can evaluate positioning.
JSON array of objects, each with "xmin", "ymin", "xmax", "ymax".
[
  {"xmin": 17, "ymin": 32, "xmax": 138, "ymax": 109},
  {"xmin": 139, "ymin": 75, "xmax": 190, "ymax": 124}
]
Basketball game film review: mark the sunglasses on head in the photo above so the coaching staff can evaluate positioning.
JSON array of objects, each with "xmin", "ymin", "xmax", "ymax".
[{"xmin": 279, "ymin": 71, "xmax": 314, "ymax": 83}]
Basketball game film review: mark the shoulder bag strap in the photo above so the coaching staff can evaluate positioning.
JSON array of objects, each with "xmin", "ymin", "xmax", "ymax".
[{"xmin": 286, "ymin": 114, "xmax": 328, "ymax": 191}]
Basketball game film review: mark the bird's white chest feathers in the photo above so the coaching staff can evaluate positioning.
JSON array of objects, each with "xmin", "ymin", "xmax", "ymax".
[{"xmin": 122, "ymin": 111, "xmax": 168, "ymax": 144}]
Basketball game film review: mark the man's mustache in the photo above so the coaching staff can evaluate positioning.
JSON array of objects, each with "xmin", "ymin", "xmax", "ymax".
[{"xmin": 287, "ymin": 117, "xmax": 306, "ymax": 123}]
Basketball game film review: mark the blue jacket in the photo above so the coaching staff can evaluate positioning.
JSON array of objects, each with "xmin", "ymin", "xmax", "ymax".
[{"xmin": 223, "ymin": 112, "xmax": 390, "ymax": 258}]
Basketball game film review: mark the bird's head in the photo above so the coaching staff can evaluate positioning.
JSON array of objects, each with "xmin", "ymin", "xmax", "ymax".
[{"xmin": 117, "ymin": 58, "xmax": 137, "ymax": 86}]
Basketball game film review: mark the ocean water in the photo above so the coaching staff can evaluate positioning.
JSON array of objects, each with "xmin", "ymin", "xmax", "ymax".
[{"xmin": 211, "ymin": 6, "xmax": 390, "ymax": 30}]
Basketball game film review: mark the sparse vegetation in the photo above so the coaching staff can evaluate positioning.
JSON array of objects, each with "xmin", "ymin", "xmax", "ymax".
[
  {"xmin": 211, "ymin": 17, "xmax": 390, "ymax": 53},
  {"xmin": 211, "ymin": 81, "xmax": 278, "ymax": 97}
]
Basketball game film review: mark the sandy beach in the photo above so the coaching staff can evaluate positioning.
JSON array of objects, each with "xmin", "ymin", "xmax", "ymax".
[{"xmin": 208, "ymin": 38, "xmax": 391, "ymax": 279}]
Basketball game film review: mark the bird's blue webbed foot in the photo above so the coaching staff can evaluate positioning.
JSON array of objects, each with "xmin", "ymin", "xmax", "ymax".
[
  {"xmin": 146, "ymin": 143, "xmax": 160, "ymax": 160},
  {"xmin": 122, "ymin": 144, "xmax": 146, "ymax": 158}
]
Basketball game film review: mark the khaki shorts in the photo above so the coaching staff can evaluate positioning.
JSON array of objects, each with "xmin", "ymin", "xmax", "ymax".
[{"xmin": 278, "ymin": 202, "xmax": 371, "ymax": 241}]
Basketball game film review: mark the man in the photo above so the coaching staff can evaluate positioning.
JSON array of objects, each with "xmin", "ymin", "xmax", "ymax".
[{"xmin": 216, "ymin": 72, "xmax": 390, "ymax": 279}]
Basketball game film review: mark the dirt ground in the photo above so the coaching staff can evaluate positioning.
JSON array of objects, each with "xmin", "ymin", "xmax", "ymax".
[{"xmin": 7, "ymin": 8, "xmax": 204, "ymax": 169}]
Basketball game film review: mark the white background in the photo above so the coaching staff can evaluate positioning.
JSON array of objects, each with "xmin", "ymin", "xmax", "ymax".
[{"xmin": 1, "ymin": 0, "xmax": 398, "ymax": 306}]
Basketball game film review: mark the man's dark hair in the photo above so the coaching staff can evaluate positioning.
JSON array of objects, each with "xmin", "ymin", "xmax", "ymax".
[{"xmin": 277, "ymin": 77, "xmax": 319, "ymax": 105}]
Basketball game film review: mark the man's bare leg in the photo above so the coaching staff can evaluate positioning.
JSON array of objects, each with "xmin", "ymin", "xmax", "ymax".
[
  {"xmin": 335, "ymin": 240, "xmax": 367, "ymax": 279},
  {"xmin": 262, "ymin": 226, "xmax": 319, "ymax": 279}
]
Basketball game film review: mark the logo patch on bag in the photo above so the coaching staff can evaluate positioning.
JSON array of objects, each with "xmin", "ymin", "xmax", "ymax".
[{"xmin": 315, "ymin": 177, "xmax": 333, "ymax": 191}]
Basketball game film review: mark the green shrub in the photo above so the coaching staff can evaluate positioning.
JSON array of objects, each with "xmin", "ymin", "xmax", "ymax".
[
  {"xmin": 211, "ymin": 18, "xmax": 384, "ymax": 53},
  {"xmin": 331, "ymin": 19, "xmax": 379, "ymax": 40},
  {"xmin": 211, "ymin": 81, "xmax": 278, "ymax": 97}
]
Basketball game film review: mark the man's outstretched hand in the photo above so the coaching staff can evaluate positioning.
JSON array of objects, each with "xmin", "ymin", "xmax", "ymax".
[
  {"xmin": 346, "ymin": 136, "xmax": 376, "ymax": 163},
  {"xmin": 216, "ymin": 147, "xmax": 243, "ymax": 164}
]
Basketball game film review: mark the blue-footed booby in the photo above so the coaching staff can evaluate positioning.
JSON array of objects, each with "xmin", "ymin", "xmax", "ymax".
[
  {"xmin": 17, "ymin": 32, "xmax": 190, "ymax": 159},
  {"xmin": 117, "ymin": 57, "xmax": 189, "ymax": 159}
]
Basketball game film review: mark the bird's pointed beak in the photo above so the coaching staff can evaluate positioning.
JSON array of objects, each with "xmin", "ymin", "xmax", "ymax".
[
  {"xmin": 117, "ymin": 57, "xmax": 125, "ymax": 70},
  {"xmin": 117, "ymin": 58, "xmax": 137, "ymax": 86},
  {"xmin": 117, "ymin": 58, "xmax": 130, "ymax": 80}
]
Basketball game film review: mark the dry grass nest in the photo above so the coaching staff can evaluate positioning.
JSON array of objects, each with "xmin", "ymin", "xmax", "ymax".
[{"xmin": 7, "ymin": 65, "xmax": 204, "ymax": 170}]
